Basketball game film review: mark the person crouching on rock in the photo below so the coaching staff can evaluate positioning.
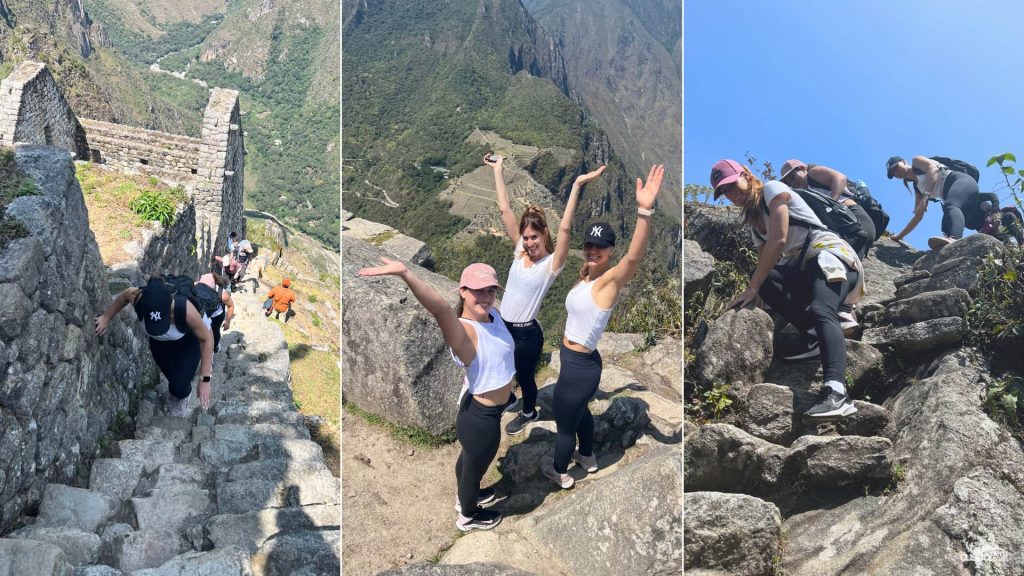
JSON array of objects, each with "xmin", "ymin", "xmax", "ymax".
[
  {"xmin": 483, "ymin": 153, "xmax": 606, "ymax": 436},
  {"xmin": 710, "ymin": 158, "xmax": 863, "ymax": 422},
  {"xmin": 95, "ymin": 276, "xmax": 214, "ymax": 416},
  {"xmin": 887, "ymin": 155, "xmax": 979, "ymax": 251},
  {"xmin": 541, "ymin": 164, "xmax": 664, "ymax": 490},
  {"xmin": 357, "ymin": 260, "xmax": 513, "ymax": 532}
]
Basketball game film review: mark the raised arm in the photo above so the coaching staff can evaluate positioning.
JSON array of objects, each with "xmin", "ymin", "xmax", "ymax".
[
  {"xmin": 553, "ymin": 165, "xmax": 606, "ymax": 272},
  {"xmin": 808, "ymin": 164, "xmax": 848, "ymax": 201},
  {"xmin": 484, "ymin": 154, "xmax": 519, "ymax": 244},
  {"xmin": 597, "ymin": 165, "xmax": 664, "ymax": 300},
  {"xmin": 95, "ymin": 287, "xmax": 141, "ymax": 336},
  {"xmin": 185, "ymin": 301, "xmax": 214, "ymax": 409},
  {"xmin": 357, "ymin": 258, "xmax": 475, "ymax": 365}
]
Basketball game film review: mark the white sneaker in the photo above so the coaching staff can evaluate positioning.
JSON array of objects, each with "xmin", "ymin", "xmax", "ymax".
[
  {"xmin": 571, "ymin": 450, "xmax": 598, "ymax": 473},
  {"xmin": 927, "ymin": 236, "xmax": 955, "ymax": 250},
  {"xmin": 541, "ymin": 456, "xmax": 574, "ymax": 489},
  {"xmin": 838, "ymin": 311, "xmax": 859, "ymax": 334},
  {"xmin": 167, "ymin": 395, "xmax": 191, "ymax": 418}
]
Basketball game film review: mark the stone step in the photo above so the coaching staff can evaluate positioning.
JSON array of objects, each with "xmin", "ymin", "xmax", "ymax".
[
  {"xmin": 225, "ymin": 457, "xmax": 330, "ymax": 484},
  {"xmin": 117, "ymin": 439, "xmax": 178, "ymax": 473},
  {"xmin": 213, "ymin": 401, "xmax": 304, "ymax": 427},
  {"xmin": 139, "ymin": 463, "xmax": 212, "ymax": 495},
  {"xmin": 99, "ymin": 523, "xmax": 182, "ymax": 573},
  {"xmin": 0, "ymin": 538, "xmax": 73, "ymax": 575},
  {"xmin": 90, "ymin": 458, "xmax": 144, "ymax": 501},
  {"xmin": 197, "ymin": 423, "xmax": 311, "ymax": 468},
  {"xmin": 130, "ymin": 545, "xmax": 252, "ymax": 576},
  {"xmin": 37, "ymin": 484, "xmax": 121, "ymax": 533},
  {"xmin": 250, "ymin": 528, "xmax": 340, "ymax": 576},
  {"xmin": 216, "ymin": 470, "xmax": 339, "ymax": 515},
  {"xmin": 7, "ymin": 524, "xmax": 101, "ymax": 566},
  {"xmin": 71, "ymin": 565, "xmax": 123, "ymax": 576},
  {"xmin": 203, "ymin": 504, "xmax": 339, "ymax": 553},
  {"xmin": 130, "ymin": 486, "xmax": 213, "ymax": 534}
]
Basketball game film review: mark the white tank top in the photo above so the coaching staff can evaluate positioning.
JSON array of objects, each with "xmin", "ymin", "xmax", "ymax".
[
  {"xmin": 450, "ymin": 307, "xmax": 516, "ymax": 399},
  {"xmin": 144, "ymin": 320, "xmax": 187, "ymax": 342},
  {"xmin": 564, "ymin": 279, "xmax": 616, "ymax": 350},
  {"xmin": 501, "ymin": 237, "xmax": 562, "ymax": 322}
]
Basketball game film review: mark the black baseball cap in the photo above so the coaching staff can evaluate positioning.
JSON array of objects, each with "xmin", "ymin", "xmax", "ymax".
[
  {"xmin": 136, "ymin": 278, "xmax": 172, "ymax": 336},
  {"xmin": 582, "ymin": 221, "xmax": 616, "ymax": 248},
  {"xmin": 886, "ymin": 156, "xmax": 904, "ymax": 179}
]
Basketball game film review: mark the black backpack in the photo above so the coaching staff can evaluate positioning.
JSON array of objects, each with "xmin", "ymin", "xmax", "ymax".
[
  {"xmin": 760, "ymin": 187, "xmax": 865, "ymax": 251},
  {"xmin": 846, "ymin": 180, "xmax": 890, "ymax": 240},
  {"xmin": 930, "ymin": 156, "xmax": 980, "ymax": 183},
  {"xmin": 192, "ymin": 282, "xmax": 223, "ymax": 316},
  {"xmin": 137, "ymin": 275, "xmax": 198, "ymax": 332}
]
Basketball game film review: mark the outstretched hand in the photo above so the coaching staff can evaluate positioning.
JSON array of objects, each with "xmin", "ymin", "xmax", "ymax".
[
  {"xmin": 94, "ymin": 315, "xmax": 110, "ymax": 337},
  {"xmin": 483, "ymin": 154, "xmax": 504, "ymax": 170},
  {"xmin": 574, "ymin": 165, "xmax": 607, "ymax": 187},
  {"xmin": 357, "ymin": 257, "xmax": 409, "ymax": 278},
  {"xmin": 636, "ymin": 164, "xmax": 665, "ymax": 209}
]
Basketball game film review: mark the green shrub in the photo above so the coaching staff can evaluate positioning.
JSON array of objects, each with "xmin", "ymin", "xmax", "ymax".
[
  {"xmin": 966, "ymin": 246, "xmax": 1024, "ymax": 355},
  {"xmin": 308, "ymin": 293, "xmax": 318, "ymax": 304},
  {"xmin": 129, "ymin": 189, "xmax": 177, "ymax": 227}
]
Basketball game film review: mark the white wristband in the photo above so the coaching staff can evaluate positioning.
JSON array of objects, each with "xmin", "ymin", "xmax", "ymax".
[{"xmin": 637, "ymin": 206, "xmax": 654, "ymax": 217}]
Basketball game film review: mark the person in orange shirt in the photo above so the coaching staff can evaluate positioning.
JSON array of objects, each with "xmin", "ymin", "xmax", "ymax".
[{"xmin": 264, "ymin": 277, "xmax": 297, "ymax": 321}]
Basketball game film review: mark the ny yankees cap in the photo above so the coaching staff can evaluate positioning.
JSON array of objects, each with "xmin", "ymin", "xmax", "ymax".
[
  {"xmin": 136, "ymin": 277, "xmax": 173, "ymax": 336},
  {"xmin": 582, "ymin": 221, "xmax": 615, "ymax": 248}
]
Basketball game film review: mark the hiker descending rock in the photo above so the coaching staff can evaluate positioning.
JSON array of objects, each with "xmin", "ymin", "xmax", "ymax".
[
  {"xmin": 196, "ymin": 270, "xmax": 234, "ymax": 353},
  {"xmin": 710, "ymin": 159, "xmax": 863, "ymax": 422},
  {"xmin": 231, "ymin": 237, "xmax": 255, "ymax": 290},
  {"xmin": 264, "ymin": 277, "xmax": 297, "ymax": 322},
  {"xmin": 484, "ymin": 153, "xmax": 605, "ymax": 436},
  {"xmin": 357, "ymin": 260, "xmax": 513, "ymax": 533},
  {"xmin": 542, "ymin": 164, "xmax": 666, "ymax": 490},
  {"xmin": 96, "ymin": 275, "xmax": 215, "ymax": 416},
  {"xmin": 887, "ymin": 155, "xmax": 981, "ymax": 250}
]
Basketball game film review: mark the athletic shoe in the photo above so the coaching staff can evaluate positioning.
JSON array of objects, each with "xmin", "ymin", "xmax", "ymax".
[
  {"xmin": 541, "ymin": 456, "xmax": 574, "ymax": 489},
  {"xmin": 782, "ymin": 338, "xmax": 820, "ymax": 361},
  {"xmin": 167, "ymin": 395, "xmax": 190, "ymax": 418},
  {"xmin": 456, "ymin": 509, "xmax": 502, "ymax": 532},
  {"xmin": 571, "ymin": 450, "xmax": 598, "ymax": 473},
  {"xmin": 503, "ymin": 395, "xmax": 521, "ymax": 414},
  {"xmin": 804, "ymin": 388, "xmax": 858, "ymax": 421},
  {"xmin": 838, "ymin": 311, "xmax": 860, "ymax": 334},
  {"xmin": 505, "ymin": 410, "xmax": 540, "ymax": 435},
  {"xmin": 453, "ymin": 487, "xmax": 498, "ymax": 512},
  {"xmin": 928, "ymin": 236, "xmax": 955, "ymax": 250}
]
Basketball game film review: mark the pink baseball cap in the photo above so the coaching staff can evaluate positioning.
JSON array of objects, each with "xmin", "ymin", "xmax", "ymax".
[
  {"xmin": 779, "ymin": 159, "xmax": 806, "ymax": 182},
  {"xmin": 710, "ymin": 159, "xmax": 745, "ymax": 199},
  {"xmin": 458, "ymin": 263, "xmax": 502, "ymax": 290}
]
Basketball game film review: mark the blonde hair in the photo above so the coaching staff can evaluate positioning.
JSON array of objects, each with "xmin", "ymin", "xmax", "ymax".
[
  {"xmin": 737, "ymin": 167, "xmax": 767, "ymax": 228},
  {"xmin": 519, "ymin": 206, "xmax": 554, "ymax": 254}
]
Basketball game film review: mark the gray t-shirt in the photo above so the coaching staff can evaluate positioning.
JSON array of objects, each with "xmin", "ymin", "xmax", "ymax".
[{"xmin": 752, "ymin": 180, "xmax": 830, "ymax": 265}]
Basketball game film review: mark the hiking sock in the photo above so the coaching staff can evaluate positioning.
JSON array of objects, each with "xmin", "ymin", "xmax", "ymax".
[{"xmin": 824, "ymin": 379, "xmax": 846, "ymax": 396}]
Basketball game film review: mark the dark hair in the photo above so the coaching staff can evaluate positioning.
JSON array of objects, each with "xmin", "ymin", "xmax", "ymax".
[
  {"xmin": 229, "ymin": 231, "xmax": 237, "ymax": 238},
  {"xmin": 210, "ymin": 271, "xmax": 228, "ymax": 289},
  {"xmin": 455, "ymin": 294, "xmax": 465, "ymax": 317},
  {"xmin": 519, "ymin": 206, "xmax": 554, "ymax": 254}
]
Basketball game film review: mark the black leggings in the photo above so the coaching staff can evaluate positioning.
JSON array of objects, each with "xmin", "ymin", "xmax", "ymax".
[
  {"xmin": 846, "ymin": 202, "xmax": 875, "ymax": 259},
  {"xmin": 758, "ymin": 260, "xmax": 859, "ymax": 383},
  {"xmin": 941, "ymin": 171, "xmax": 979, "ymax": 239},
  {"xmin": 211, "ymin": 313, "xmax": 225, "ymax": 352},
  {"xmin": 553, "ymin": 344, "xmax": 602, "ymax": 474},
  {"xmin": 149, "ymin": 331, "xmax": 200, "ymax": 400},
  {"xmin": 455, "ymin": 396, "xmax": 503, "ymax": 516},
  {"xmin": 504, "ymin": 320, "xmax": 543, "ymax": 415}
]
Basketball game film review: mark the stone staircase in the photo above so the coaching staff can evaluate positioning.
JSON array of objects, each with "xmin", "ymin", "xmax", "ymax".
[{"xmin": 0, "ymin": 289, "xmax": 340, "ymax": 576}]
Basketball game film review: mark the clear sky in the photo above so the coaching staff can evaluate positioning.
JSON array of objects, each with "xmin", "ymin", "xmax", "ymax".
[{"xmin": 684, "ymin": 0, "xmax": 1024, "ymax": 249}]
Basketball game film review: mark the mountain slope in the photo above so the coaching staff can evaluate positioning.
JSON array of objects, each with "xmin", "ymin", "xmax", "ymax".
[{"xmin": 527, "ymin": 0, "xmax": 682, "ymax": 221}]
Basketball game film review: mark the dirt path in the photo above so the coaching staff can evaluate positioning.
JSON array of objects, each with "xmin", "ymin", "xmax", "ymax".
[{"xmin": 341, "ymin": 411, "xmax": 466, "ymax": 576}]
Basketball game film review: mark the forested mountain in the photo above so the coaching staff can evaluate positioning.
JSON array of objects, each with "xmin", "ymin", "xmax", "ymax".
[
  {"xmin": 342, "ymin": 0, "xmax": 679, "ymax": 265},
  {"xmin": 525, "ymin": 0, "xmax": 682, "ymax": 221}
]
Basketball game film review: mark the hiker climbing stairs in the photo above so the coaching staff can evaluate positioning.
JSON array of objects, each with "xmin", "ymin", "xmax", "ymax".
[{"xmin": 0, "ymin": 288, "xmax": 340, "ymax": 575}]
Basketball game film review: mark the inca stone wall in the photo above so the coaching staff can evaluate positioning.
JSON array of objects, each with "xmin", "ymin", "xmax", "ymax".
[
  {"xmin": 0, "ymin": 146, "xmax": 157, "ymax": 532},
  {"xmin": 196, "ymin": 88, "xmax": 245, "ymax": 261},
  {"xmin": 78, "ymin": 118, "xmax": 201, "ymax": 185},
  {"xmin": 0, "ymin": 61, "xmax": 245, "ymax": 269},
  {"xmin": 107, "ymin": 201, "xmax": 203, "ymax": 293},
  {"xmin": 0, "ymin": 62, "xmax": 88, "ymax": 158}
]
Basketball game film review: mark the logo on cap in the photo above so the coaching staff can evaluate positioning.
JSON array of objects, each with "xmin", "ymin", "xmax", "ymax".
[
  {"xmin": 149, "ymin": 311, "xmax": 162, "ymax": 322},
  {"xmin": 711, "ymin": 169, "xmax": 723, "ymax": 185},
  {"xmin": 590, "ymin": 225, "xmax": 604, "ymax": 236}
]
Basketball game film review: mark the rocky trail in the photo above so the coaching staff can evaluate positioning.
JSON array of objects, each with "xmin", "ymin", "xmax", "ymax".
[
  {"xmin": 0, "ymin": 289, "xmax": 340, "ymax": 575},
  {"xmin": 685, "ymin": 204, "xmax": 1024, "ymax": 576}
]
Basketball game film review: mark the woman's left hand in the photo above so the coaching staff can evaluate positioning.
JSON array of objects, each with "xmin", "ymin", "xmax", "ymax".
[
  {"xmin": 636, "ymin": 164, "xmax": 665, "ymax": 209},
  {"xmin": 574, "ymin": 165, "xmax": 606, "ymax": 187},
  {"xmin": 198, "ymin": 379, "xmax": 211, "ymax": 410},
  {"xmin": 728, "ymin": 287, "xmax": 759, "ymax": 311},
  {"xmin": 358, "ymin": 257, "xmax": 408, "ymax": 278}
]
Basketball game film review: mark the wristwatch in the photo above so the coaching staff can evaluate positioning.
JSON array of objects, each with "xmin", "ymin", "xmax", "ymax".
[
  {"xmin": 638, "ymin": 206, "xmax": 654, "ymax": 216},
  {"xmin": 201, "ymin": 375, "xmax": 211, "ymax": 383}
]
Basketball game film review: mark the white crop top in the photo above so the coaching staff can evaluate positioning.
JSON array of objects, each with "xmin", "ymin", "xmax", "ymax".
[
  {"xmin": 501, "ymin": 237, "xmax": 562, "ymax": 322},
  {"xmin": 450, "ymin": 307, "xmax": 516, "ymax": 401},
  {"xmin": 144, "ymin": 320, "xmax": 187, "ymax": 342},
  {"xmin": 564, "ymin": 280, "xmax": 616, "ymax": 350}
]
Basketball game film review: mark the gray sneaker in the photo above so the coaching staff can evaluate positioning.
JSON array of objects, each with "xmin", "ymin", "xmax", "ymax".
[
  {"xmin": 167, "ymin": 394, "xmax": 191, "ymax": 418},
  {"xmin": 541, "ymin": 456, "xmax": 574, "ymax": 489},
  {"xmin": 505, "ymin": 410, "xmax": 540, "ymax": 435},
  {"xmin": 804, "ymin": 388, "xmax": 857, "ymax": 422},
  {"xmin": 571, "ymin": 450, "xmax": 598, "ymax": 473}
]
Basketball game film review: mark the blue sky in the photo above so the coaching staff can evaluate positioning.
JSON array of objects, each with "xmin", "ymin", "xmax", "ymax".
[{"xmin": 684, "ymin": 0, "xmax": 1024, "ymax": 249}]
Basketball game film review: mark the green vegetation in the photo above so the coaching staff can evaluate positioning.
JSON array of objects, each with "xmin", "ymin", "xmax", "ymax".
[
  {"xmin": 685, "ymin": 382, "xmax": 733, "ymax": 422},
  {"xmin": 129, "ymin": 187, "xmax": 183, "ymax": 227},
  {"xmin": 344, "ymin": 401, "xmax": 456, "ymax": 448},
  {"xmin": 0, "ymin": 147, "xmax": 38, "ymax": 248},
  {"xmin": 84, "ymin": 1, "xmax": 223, "ymax": 64},
  {"xmin": 982, "ymin": 375, "xmax": 1023, "ymax": 429}
]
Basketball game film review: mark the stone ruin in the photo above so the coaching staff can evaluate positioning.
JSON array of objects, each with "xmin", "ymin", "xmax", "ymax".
[{"xmin": 0, "ymin": 60, "xmax": 245, "ymax": 263}]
